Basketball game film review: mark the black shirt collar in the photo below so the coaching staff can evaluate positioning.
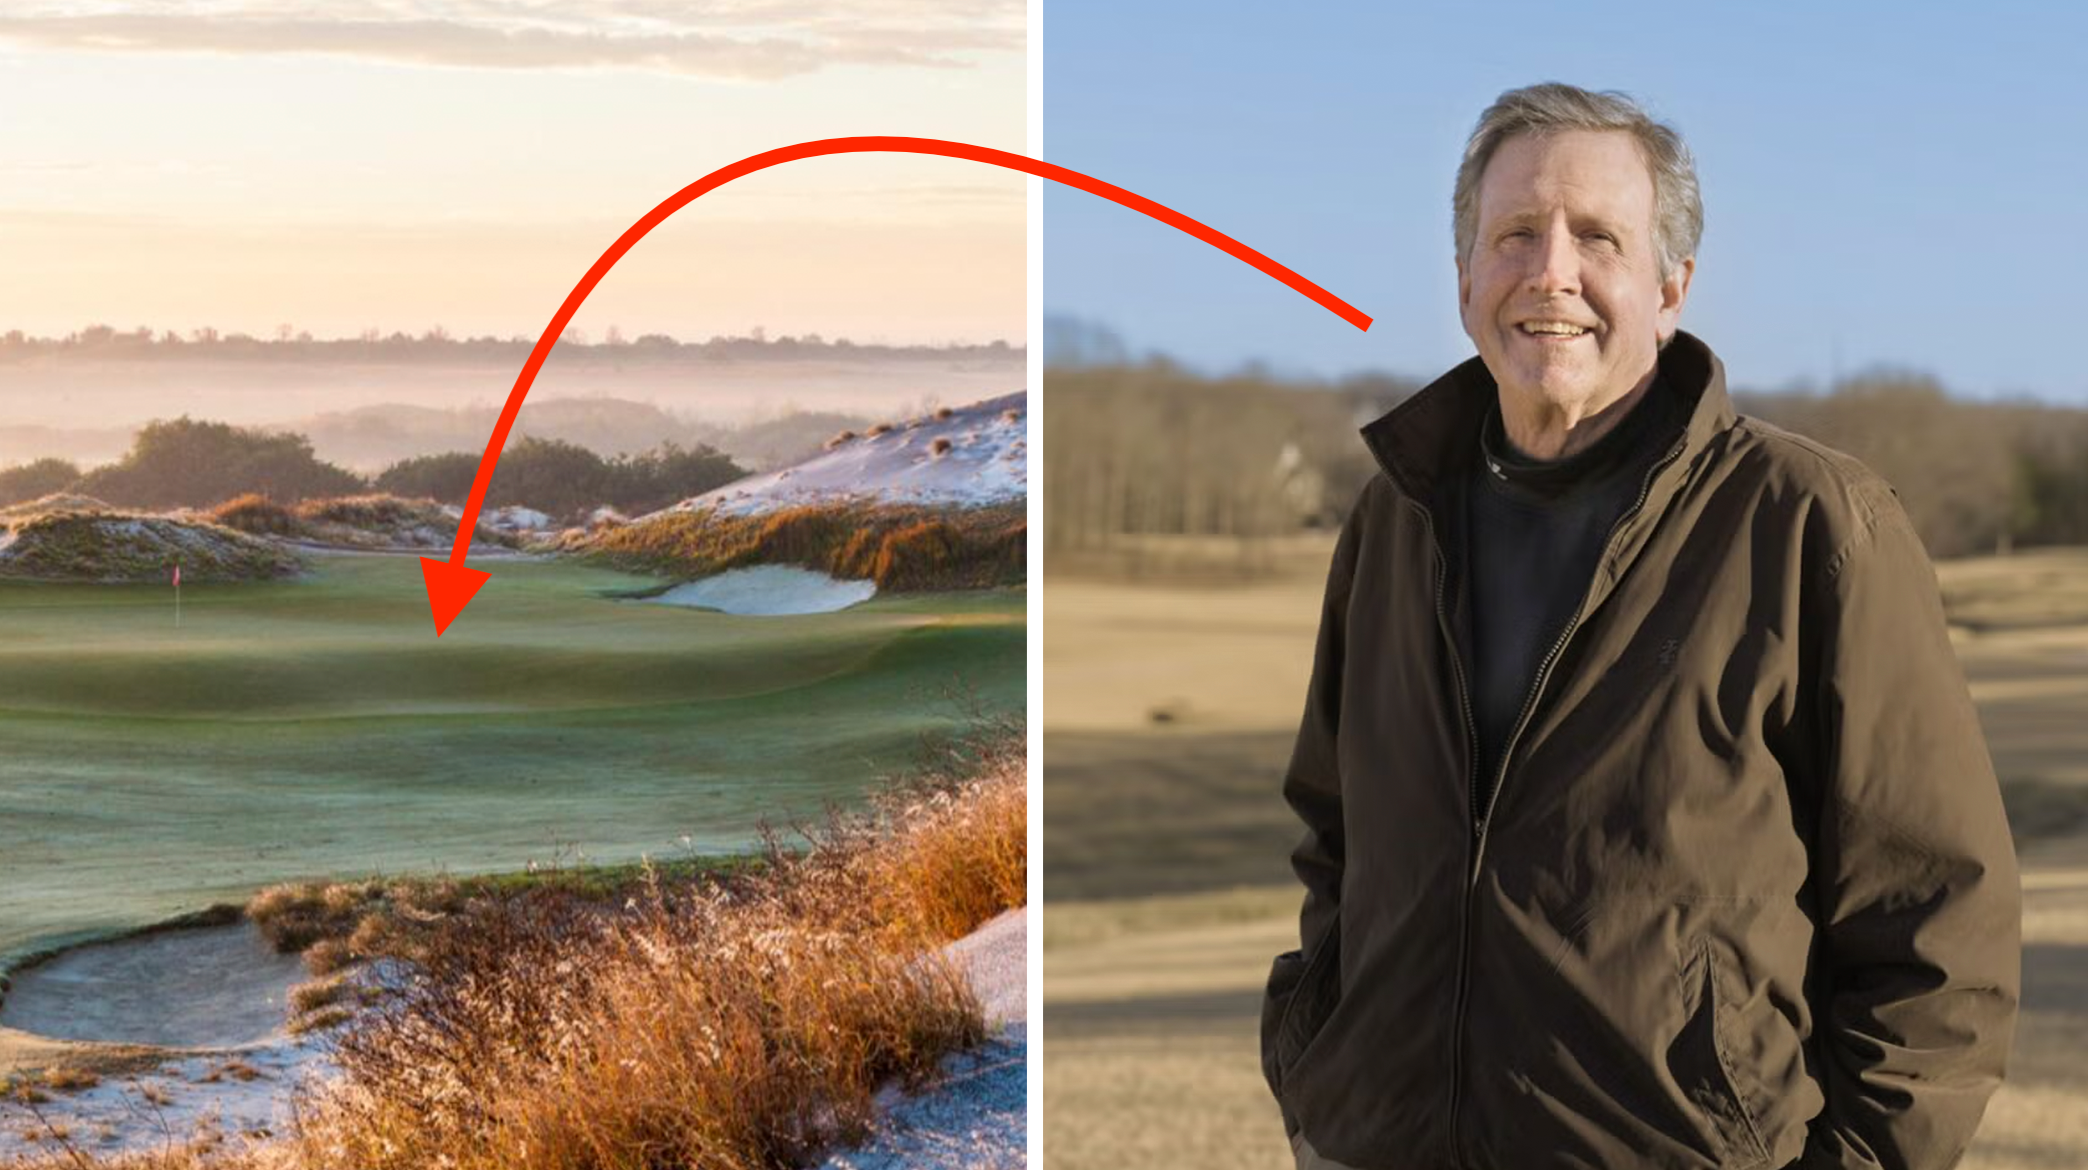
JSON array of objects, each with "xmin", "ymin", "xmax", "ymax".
[{"xmin": 1477, "ymin": 376, "xmax": 1679, "ymax": 502}]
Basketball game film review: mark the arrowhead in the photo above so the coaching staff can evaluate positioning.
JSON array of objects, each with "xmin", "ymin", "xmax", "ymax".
[{"xmin": 420, "ymin": 557, "xmax": 491, "ymax": 636}]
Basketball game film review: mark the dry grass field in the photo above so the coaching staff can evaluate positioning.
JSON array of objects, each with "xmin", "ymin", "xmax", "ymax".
[{"xmin": 1042, "ymin": 539, "xmax": 2088, "ymax": 1170}]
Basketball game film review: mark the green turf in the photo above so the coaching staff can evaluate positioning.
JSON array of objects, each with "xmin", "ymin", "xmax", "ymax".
[{"xmin": 0, "ymin": 553, "xmax": 1024, "ymax": 967}]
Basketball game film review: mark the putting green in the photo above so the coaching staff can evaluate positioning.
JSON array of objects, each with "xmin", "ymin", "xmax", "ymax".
[{"xmin": 0, "ymin": 554, "xmax": 1024, "ymax": 968}]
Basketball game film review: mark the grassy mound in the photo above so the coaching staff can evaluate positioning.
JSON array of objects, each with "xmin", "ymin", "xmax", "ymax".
[
  {"xmin": 0, "ymin": 494, "xmax": 114, "ymax": 521},
  {"xmin": 579, "ymin": 500, "xmax": 1026, "ymax": 592},
  {"xmin": 0, "ymin": 507, "xmax": 304, "ymax": 582},
  {"xmin": 205, "ymin": 492, "xmax": 511, "ymax": 551}
]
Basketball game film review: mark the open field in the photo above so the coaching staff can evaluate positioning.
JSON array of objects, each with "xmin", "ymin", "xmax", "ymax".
[
  {"xmin": 0, "ymin": 552, "xmax": 1023, "ymax": 972},
  {"xmin": 1043, "ymin": 541, "xmax": 2088, "ymax": 1170}
]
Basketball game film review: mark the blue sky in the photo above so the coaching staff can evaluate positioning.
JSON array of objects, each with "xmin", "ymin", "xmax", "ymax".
[{"xmin": 1043, "ymin": 1, "xmax": 2088, "ymax": 402}]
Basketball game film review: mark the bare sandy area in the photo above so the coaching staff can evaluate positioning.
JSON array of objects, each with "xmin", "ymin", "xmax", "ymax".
[
  {"xmin": 1043, "ymin": 542, "xmax": 2088, "ymax": 1170},
  {"xmin": 0, "ymin": 924, "xmax": 331, "ymax": 1159},
  {"xmin": 647, "ymin": 566, "xmax": 878, "ymax": 616},
  {"xmin": 1, "ymin": 924, "xmax": 302, "ymax": 1049}
]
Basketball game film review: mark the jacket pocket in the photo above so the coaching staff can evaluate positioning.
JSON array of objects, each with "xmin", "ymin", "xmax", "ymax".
[
  {"xmin": 1670, "ymin": 939, "xmax": 1773, "ymax": 1168},
  {"xmin": 1261, "ymin": 922, "xmax": 1342, "ymax": 1101}
]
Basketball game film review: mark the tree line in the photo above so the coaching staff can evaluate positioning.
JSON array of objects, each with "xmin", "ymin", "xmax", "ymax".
[
  {"xmin": 1044, "ymin": 360, "xmax": 2088, "ymax": 567},
  {"xmin": 0, "ymin": 418, "xmax": 746, "ymax": 520},
  {"xmin": 0, "ymin": 325, "xmax": 1022, "ymax": 366}
]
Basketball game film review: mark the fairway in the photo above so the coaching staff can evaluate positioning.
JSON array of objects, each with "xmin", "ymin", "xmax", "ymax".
[{"xmin": 0, "ymin": 553, "xmax": 1024, "ymax": 966}]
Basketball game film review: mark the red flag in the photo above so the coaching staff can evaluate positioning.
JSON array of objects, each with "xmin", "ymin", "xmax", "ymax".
[{"xmin": 172, "ymin": 564, "xmax": 180, "ymax": 587}]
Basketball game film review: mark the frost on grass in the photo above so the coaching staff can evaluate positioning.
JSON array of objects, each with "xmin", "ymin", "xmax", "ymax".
[{"xmin": 0, "ymin": 505, "xmax": 303, "ymax": 582}]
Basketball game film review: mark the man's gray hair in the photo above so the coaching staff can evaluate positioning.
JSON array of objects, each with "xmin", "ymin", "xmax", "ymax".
[{"xmin": 1453, "ymin": 82, "xmax": 1703, "ymax": 282}]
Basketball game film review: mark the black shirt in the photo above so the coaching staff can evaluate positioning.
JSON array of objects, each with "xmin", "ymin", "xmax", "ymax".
[{"xmin": 1459, "ymin": 379, "xmax": 1685, "ymax": 819}]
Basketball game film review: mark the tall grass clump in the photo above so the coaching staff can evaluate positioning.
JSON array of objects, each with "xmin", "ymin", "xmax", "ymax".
[{"xmin": 208, "ymin": 493, "xmax": 301, "ymax": 536}]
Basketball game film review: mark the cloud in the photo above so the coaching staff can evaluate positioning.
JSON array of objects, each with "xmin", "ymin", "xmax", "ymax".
[{"xmin": 0, "ymin": 1, "xmax": 1023, "ymax": 79}]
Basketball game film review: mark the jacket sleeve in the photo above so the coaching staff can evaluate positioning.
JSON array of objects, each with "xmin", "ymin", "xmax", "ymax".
[
  {"xmin": 1283, "ymin": 486, "xmax": 1367, "ymax": 963},
  {"xmin": 1800, "ymin": 485, "xmax": 2021, "ymax": 1170}
]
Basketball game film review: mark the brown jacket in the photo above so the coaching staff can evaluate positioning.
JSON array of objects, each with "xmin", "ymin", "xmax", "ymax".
[{"xmin": 1262, "ymin": 332, "xmax": 2020, "ymax": 1170}]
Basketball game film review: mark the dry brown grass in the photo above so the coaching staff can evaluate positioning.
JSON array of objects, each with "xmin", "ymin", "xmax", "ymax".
[
  {"xmin": 288, "ymin": 495, "xmax": 420, "ymax": 529},
  {"xmin": 205, "ymin": 495, "xmax": 299, "ymax": 537},
  {"xmin": 279, "ymin": 721, "xmax": 1024, "ymax": 1170},
  {"xmin": 34, "ymin": 1070, "xmax": 96, "ymax": 1094},
  {"xmin": 582, "ymin": 500, "xmax": 1025, "ymax": 592}
]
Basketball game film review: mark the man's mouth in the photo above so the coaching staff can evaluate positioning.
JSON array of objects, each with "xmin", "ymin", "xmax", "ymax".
[{"xmin": 1517, "ymin": 321, "xmax": 1593, "ymax": 339}]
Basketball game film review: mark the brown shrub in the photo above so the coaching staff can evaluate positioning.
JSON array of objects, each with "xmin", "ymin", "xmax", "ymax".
[
  {"xmin": 929, "ymin": 436, "xmax": 954, "ymax": 457},
  {"xmin": 39, "ymin": 1068, "xmax": 99, "ymax": 1093},
  {"xmin": 292, "ymin": 494, "xmax": 421, "ymax": 528},
  {"xmin": 301, "ymin": 937, "xmax": 356, "ymax": 977},
  {"xmin": 289, "ymin": 975, "xmax": 352, "ymax": 1015},
  {"xmin": 208, "ymin": 493, "xmax": 300, "ymax": 536},
  {"xmin": 248, "ymin": 880, "xmax": 379, "ymax": 954}
]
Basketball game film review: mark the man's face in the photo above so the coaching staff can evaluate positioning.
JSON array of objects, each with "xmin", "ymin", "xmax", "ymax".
[{"xmin": 1457, "ymin": 130, "xmax": 1693, "ymax": 424}]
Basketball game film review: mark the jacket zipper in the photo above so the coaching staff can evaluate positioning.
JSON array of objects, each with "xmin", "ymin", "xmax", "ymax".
[
  {"xmin": 1428, "ymin": 431, "xmax": 1688, "ymax": 1167},
  {"xmin": 1414, "ymin": 500, "xmax": 1480, "ymax": 1167},
  {"xmin": 1469, "ymin": 432, "xmax": 1688, "ymax": 874}
]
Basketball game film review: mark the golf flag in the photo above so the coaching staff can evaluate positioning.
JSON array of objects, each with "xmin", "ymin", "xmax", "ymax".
[
  {"xmin": 172, "ymin": 564, "xmax": 180, "ymax": 588},
  {"xmin": 173, "ymin": 563, "xmax": 181, "ymax": 627}
]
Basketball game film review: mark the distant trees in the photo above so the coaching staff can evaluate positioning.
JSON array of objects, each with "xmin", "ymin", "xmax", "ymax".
[
  {"xmin": 1044, "ymin": 361, "xmax": 1413, "ymax": 574},
  {"xmin": 75, "ymin": 418, "xmax": 366, "ymax": 509},
  {"xmin": 1047, "ymin": 357, "xmax": 2088, "ymax": 573},
  {"xmin": 0, "ymin": 327, "xmax": 1026, "ymax": 366},
  {"xmin": 4, "ymin": 417, "xmax": 749, "ymax": 523},
  {"xmin": 1741, "ymin": 373, "xmax": 2088, "ymax": 559},
  {"xmin": 373, "ymin": 452, "xmax": 479, "ymax": 503},
  {"xmin": 375, "ymin": 439, "xmax": 745, "ymax": 519},
  {"xmin": 610, "ymin": 442, "xmax": 744, "ymax": 514},
  {"xmin": 0, "ymin": 457, "xmax": 83, "ymax": 506}
]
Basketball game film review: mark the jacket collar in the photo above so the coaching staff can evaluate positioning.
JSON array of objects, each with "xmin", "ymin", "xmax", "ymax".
[{"xmin": 1359, "ymin": 329, "xmax": 1738, "ymax": 515}]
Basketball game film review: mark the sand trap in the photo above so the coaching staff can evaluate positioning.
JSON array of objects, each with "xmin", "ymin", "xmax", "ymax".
[
  {"xmin": 647, "ymin": 566, "xmax": 877, "ymax": 616},
  {"xmin": 0, "ymin": 922, "xmax": 303, "ymax": 1049}
]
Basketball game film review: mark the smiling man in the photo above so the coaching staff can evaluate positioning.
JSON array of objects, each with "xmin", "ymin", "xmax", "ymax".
[{"xmin": 1261, "ymin": 84, "xmax": 2020, "ymax": 1170}]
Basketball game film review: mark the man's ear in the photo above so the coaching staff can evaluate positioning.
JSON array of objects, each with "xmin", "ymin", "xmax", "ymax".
[
  {"xmin": 1656, "ymin": 255, "xmax": 1695, "ymax": 341},
  {"xmin": 1456, "ymin": 252, "xmax": 1471, "ymax": 314}
]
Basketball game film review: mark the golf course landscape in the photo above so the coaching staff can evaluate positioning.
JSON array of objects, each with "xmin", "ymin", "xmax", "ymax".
[{"xmin": 0, "ymin": 550, "xmax": 1025, "ymax": 970}]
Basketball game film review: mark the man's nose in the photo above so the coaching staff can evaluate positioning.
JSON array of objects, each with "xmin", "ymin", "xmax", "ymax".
[{"xmin": 1524, "ymin": 227, "xmax": 1581, "ymax": 298}]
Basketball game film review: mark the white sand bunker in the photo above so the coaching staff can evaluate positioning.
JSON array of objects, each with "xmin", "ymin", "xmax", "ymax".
[
  {"xmin": 647, "ymin": 566, "xmax": 877, "ymax": 616},
  {"xmin": 0, "ymin": 922, "xmax": 303, "ymax": 1048}
]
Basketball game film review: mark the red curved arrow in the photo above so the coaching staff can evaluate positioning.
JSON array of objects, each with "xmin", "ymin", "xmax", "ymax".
[{"xmin": 422, "ymin": 135, "xmax": 1374, "ymax": 635}]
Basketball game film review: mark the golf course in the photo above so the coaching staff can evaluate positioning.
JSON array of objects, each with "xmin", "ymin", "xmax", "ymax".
[{"xmin": 0, "ymin": 551, "xmax": 1025, "ymax": 969}]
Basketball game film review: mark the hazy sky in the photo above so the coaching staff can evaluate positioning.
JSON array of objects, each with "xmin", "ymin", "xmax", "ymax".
[
  {"xmin": 1044, "ymin": 1, "xmax": 2088, "ymax": 403},
  {"xmin": 0, "ymin": 1, "xmax": 1025, "ymax": 345}
]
